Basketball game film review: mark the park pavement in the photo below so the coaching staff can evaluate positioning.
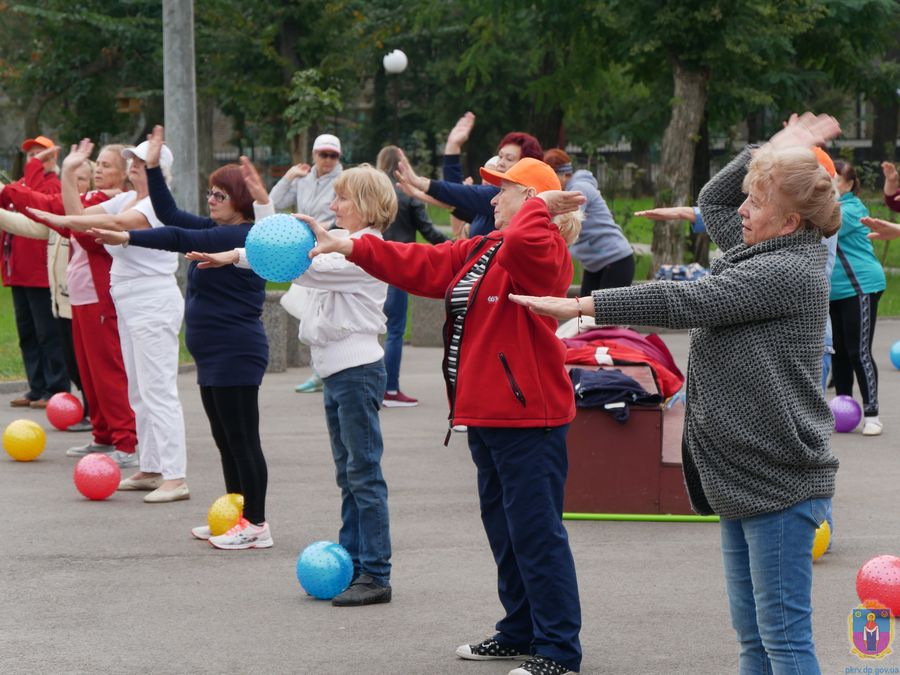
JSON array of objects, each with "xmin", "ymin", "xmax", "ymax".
[{"xmin": 1, "ymin": 322, "xmax": 899, "ymax": 675}]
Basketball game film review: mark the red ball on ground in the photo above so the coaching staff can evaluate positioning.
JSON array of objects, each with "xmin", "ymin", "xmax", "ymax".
[
  {"xmin": 46, "ymin": 393, "xmax": 84, "ymax": 431},
  {"xmin": 73, "ymin": 453, "xmax": 121, "ymax": 501},
  {"xmin": 856, "ymin": 555, "xmax": 900, "ymax": 616}
]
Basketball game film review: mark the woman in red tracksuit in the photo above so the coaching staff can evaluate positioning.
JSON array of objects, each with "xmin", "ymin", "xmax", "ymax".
[
  {"xmin": 305, "ymin": 157, "xmax": 584, "ymax": 675},
  {"xmin": 3, "ymin": 143, "xmax": 137, "ymax": 464}
]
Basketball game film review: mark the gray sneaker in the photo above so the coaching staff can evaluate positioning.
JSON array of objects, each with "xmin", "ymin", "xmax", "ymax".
[
  {"xmin": 66, "ymin": 442, "xmax": 115, "ymax": 458},
  {"xmin": 108, "ymin": 450, "xmax": 139, "ymax": 468}
]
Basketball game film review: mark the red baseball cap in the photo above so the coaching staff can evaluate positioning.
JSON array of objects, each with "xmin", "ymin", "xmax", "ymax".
[
  {"xmin": 480, "ymin": 157, "xmax": 561, "ymax": 193},
  {"xmin": 21, "ymin": 136, "xmax": 55, "ymax": 153}
]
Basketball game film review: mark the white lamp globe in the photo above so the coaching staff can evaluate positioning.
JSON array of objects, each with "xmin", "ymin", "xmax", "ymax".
[{"xmin": 383, "ymin": 49, "xmax": 408, "ymax": 74}]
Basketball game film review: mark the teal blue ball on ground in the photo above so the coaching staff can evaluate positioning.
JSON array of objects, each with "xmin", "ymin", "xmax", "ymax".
[
  {"xmin": 890, "ymin": 340, "xmax": 900, "ymax": 370},
  {"xmin": 296, "ymin": 540, "xmax": 354, "ymax": 600},
  {"xmin": 245, "ymin": 213, "xmax": 315, "ymax": 282}
]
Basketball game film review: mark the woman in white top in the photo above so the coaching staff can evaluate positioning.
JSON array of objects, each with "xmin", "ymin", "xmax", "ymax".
[{"xmin": 29, "ymin": 140, "xmax": 189, "ymax": 504}]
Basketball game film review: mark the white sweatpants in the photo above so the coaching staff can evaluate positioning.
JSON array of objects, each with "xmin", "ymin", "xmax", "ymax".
[{"xmin": 110, "ymin": 275, "xmax": 187, "ymax": 479}]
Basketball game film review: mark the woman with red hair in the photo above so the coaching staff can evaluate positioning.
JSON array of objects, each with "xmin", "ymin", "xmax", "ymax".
[{"xmin": 89, "ymin": 126, "xmax": 271, "ymax": 549}]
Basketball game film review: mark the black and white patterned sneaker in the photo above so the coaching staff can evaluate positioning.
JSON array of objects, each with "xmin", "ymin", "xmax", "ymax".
[
  {"xmin": 455, "ymin": 637, "xmax": 527, "ymax": 661},
  {"xmin": 508, "ymin": 654, "xmax": 576, "ymax": 675}
]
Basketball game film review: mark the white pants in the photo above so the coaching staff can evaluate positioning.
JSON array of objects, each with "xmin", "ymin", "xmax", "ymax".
[{"xmin": 110, "ymin": 276, "xmax": 187, "ymax": 479}]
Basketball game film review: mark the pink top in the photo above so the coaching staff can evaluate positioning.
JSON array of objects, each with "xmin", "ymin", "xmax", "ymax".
[{"xmin": 66, "ymin": 237, "xmax": 99, "ymax": 305}]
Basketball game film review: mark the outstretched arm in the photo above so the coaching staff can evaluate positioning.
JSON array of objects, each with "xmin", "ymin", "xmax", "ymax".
[{"xmin": 862, "ymin": 216, "xmax": 900, "ymax": 241}]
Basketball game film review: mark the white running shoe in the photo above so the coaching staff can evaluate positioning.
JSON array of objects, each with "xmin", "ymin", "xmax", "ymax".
[
  {"xmin": 108, "ymin": 450, "xmax": 139, "ymax": 468},
  {"xmin": 208, "ymin": 519, "xmax": 273, "ymax": 550},
  {"xmin": 191, "ymin": 525, "xmax": 212, "ymax": 540},
  {"xmin": 66, "ymin": 442, "xmax": 114, "ymax": 458}
]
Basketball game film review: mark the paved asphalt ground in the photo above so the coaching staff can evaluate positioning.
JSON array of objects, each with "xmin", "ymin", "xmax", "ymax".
[{"xmin": 1, "ymin": 322, "xmax": 899, "ymax": 674}]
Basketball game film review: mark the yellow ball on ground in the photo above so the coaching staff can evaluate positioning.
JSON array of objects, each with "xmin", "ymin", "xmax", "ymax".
[
  {"xmin": 3, "ymin": 419, "xmax": 46, "ymax": 462},
  {"xmin": 812, "ymin": 520, "xmax": 831, "ymax": 561},
  {"xmin": 207, "ymin": 493, "xmax": 244, "ymax": 535}
]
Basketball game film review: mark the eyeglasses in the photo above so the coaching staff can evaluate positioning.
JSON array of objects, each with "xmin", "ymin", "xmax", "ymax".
[
  {"xmin": 206, "ymin": 189, "xmax": 230, "ymax": 203},
  {"xmin": 317, "ymin": 152, "xmax": 340, "ymax": 160}
]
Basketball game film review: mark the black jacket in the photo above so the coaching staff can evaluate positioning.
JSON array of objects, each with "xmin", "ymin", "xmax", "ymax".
[{"xmin": 383, "ymin": 187, "xmax": 449, "ymax": 245}]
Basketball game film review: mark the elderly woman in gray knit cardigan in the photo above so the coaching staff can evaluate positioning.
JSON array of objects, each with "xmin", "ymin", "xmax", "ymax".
[{"xmin": 512, "ymin": 113, "xmax": 841, "ymax": 675}]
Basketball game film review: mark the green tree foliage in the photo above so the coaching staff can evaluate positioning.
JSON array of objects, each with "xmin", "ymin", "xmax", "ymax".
[{"xmin": 0, "ymin": 1, "xmax": 162, "ymax": 143}]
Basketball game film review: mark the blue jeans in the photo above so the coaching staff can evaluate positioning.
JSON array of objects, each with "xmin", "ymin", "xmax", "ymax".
[
  {"xmin": 721, "ymin": 497, "xmax": 830, "ymax": 674},
  {"xmin": 468, "ymin": 425, "xmax": 582, "ymax": 672},
  {"xmin": 383, "ymin": 286, "xmax": 408, "ymax": 392},
  {"xmin": 322, "ymin": 360, "xmax": 391, "ymax": 585}
]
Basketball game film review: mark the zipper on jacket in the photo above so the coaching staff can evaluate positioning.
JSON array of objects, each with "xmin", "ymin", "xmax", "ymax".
[
  {"xmin": 498, "ymin": 352, "xmax": 527, "ymax": 407},
  {"xmin": 441, "ymin": 236, "xmax": 499, "ymax": 441}
]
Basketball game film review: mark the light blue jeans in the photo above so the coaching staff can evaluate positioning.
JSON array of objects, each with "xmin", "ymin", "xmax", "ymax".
[
  {"xmin": 720, "ymin": 497, "xmax": 830, "ymax": 675},
  {"xmin": 322, "ymin": 360, "xmax": 391, "ymax": 586}
]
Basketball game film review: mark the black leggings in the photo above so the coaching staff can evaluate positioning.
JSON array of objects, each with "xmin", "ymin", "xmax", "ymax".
[
  {"xmin": 830, "ymin": 292, "xmax": 881, "ymax": 416},
  {"xmin": 579, "ymin": 254, "xmax": 635, "ymax": 296},
  {"xmin": 199, "ymin": 385, "xmax": 268, "ymax": 524}
]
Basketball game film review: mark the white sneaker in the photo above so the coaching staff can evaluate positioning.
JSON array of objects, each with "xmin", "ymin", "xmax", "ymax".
[
  {"xmin": 208, "ymin": 519, "xmax": 273, "ymax": 550},
  {"xmin": 191, "ymin": 525, "xmax": 212, "ymax": 540},
  {"xmin": 863, "ymin": 418, "xmax": 883, "ymax": 436},
  {"xmin": 108, "ymin": 450, "xmax": 139, "ymax": 468},
  {"xmin": 66, "ymin": 442, "xmax": 114, "ymax": 458}
]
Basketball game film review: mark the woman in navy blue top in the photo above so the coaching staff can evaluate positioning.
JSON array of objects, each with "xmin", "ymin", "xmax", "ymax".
[{"xmin": 90, "ymin": 126, "xmax": 271, "ymax": 550}]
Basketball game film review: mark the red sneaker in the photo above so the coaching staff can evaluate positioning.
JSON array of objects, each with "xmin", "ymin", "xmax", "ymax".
[{"xmin": 382, "ymin": 390, "xmax": 419, "ymax": 408}]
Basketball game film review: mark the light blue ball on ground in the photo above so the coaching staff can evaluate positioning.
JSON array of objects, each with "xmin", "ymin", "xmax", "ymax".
[
  {"xmin": 245, "ymin": 213, "xmax": 315, "ymax": 282},
  {"xmin": 296, "ymin": 540, "xmax": 354, "ymax": 600},
  {"xmin": 890, "ymin": 340, "xmax": 900, "ymax": 370}
]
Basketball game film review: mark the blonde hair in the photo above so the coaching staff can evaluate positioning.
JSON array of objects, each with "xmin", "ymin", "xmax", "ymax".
[
  {"xmin": 99, "ymin": 144, "xmax": 132, "ymax": 190},
  {"xmin": 554, "ymin": 210, "xmax": 583, "ymax": 245},
  {"xmin": 743, "ymin": 147, "xmax": 841, "ymax": 237},
  {"xmin": 333, "ymin": 164, "xmax": 398, "ymax": 231},
  {"xmin": 76, "ymin": 160, "xmax": 96, "ymax": 191}
]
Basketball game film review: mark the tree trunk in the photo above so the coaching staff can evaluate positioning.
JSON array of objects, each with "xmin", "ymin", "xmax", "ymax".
[
  {"xmin": 652, "ymin": 59, "xmax": 708, "ymax": 273},
  {"xmin": 690, "ymin": 110, "xmax": 711, "ymax": 267},
  {"xmin": 197, "ymin": 95, "xmax": 215, "ymax": 195}
]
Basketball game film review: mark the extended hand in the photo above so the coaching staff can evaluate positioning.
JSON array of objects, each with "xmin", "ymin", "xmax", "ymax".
[
  {"xmin": 635, "ymin": 206, "xmax": 696, "ymax": 223},
  {"xmin": 445, "ymin": 111, "xmax": 475, "ymax": 154},
  {"xmin": 26, "ymin": 206, "xmax": 65, "ymax": 227},
  {"xmin": 240, "ymin": 155, "xmax": 269, "ymax": 204},
  {"xmin": 537, "ymin": 190, "xmax": 587, "ymax": 216},
  {"xmin": 88, "ymin": 228, "xmax": 129, "ymax": 246},
  {"xmin": 297, "ymin": 214, "xmax": 353, "ymax": 257},
  {"xmin": 62, "ymin": 139, "xmax": 95, "ymax": 172},
  {"xmin": 185, "ymin": 250, "xmax": 239, "ymax": 269},
  {"xmin": 861, "ymin": 216, "xmax": 900, "ymax": 241},
  {"xmin": 395, "ymin": 150, "xmax": 429, "ymax": 194},
  {"xmin": 508, "ymin": 293, "xmax": 588, "ymax": 320},
  {"xmin": 285, "ymin": 163, "xmax": 311, "ymax": 181},
  {"xmin": 883, "ymin": 161, "xmax": 899, "ymax": 198},
  {"xmin": 768, "ymin": 112, "xmax": 841, "ymax": 151},
  {"xmin": 145, "ymin": 125, "xmax": 165, "ymax": 168}
]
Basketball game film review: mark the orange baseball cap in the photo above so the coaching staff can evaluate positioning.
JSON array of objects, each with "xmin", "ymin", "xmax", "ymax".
[
  {"xmin": 21, "ymin": 136, "xmax": 55, "ymax": 153},
  {"xmin": 812, "ymin": 147, "xmax": 835, "ymax": 177},
  {"xmin": 480, "ymin": 157, "xmax": 561, "ymax": 194}
]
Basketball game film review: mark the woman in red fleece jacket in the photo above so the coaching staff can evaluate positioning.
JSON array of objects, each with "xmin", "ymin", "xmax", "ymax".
[{"xmin": 305, "ymin": 157, "xmax": 585, "ymax": 675}]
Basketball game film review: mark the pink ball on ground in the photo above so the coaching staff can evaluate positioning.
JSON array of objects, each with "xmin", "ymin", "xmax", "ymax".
[
  {"xmin": 856, "ymin": 555, "xmax": 900, "ymax": 616},
  {"xmin": 73, "ymin": 453, "xmax": 121, "ymax": 500},
  {"xmin": 829, "ymin": 395, "xmax": 862, "ymax": 433},
  {"xmin": 46, "ymin": 392, "xmax": 84, "ymax": 431}
]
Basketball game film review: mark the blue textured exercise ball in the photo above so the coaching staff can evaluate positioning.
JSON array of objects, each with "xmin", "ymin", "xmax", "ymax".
[
  {"xmin": 890, "ymin": 340, "xmax": 900, "ymax": 370},
  {"xmin": 245, "ymin": 213, "xmax": 315, "ymax": 282},
  {"xmin": 296, "ymin": 540, "xmax": 354, "ymax": 600}
]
